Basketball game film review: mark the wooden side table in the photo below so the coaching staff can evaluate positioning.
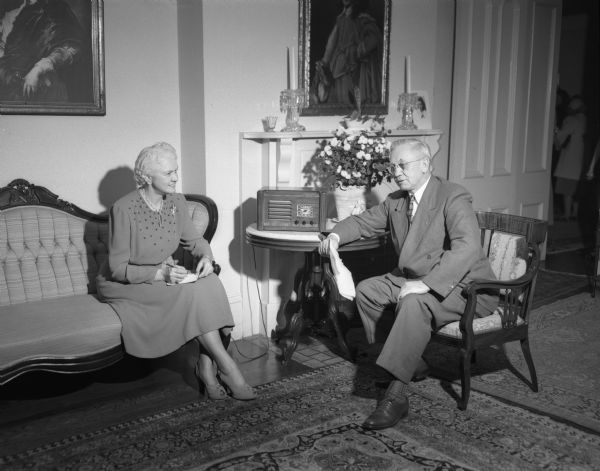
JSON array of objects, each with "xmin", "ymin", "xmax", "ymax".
[{"xmin": 245, "ymin": 222, "xmax": 390, "ymax": 363}]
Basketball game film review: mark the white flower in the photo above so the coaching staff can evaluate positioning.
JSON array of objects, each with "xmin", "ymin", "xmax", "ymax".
[
  {"xmin": 368, "ymin": 138, "xmax": 374, "ymax": 145},
  {"xmin": 343, "ymin": 142, "xmax": 351, "ymax": 151},
  {"xmin": 352, "ymin": 171, "xmax": 361, "ymax": 178},
  {"xmin": 356, "ymin": 150, "xmax": 365, "ymax": 159},
  {"xmin": 320, "ymin": 151, "xmax": 326, "ymax": 157},
  {"xmin": 324, "ymin": 159, "xmax": 331, "ymax": 164},
  {"xmin": 336, "ymin": 165, "xmax": 342, "ymax": 173},
  {"xmin": 331, "ymin": 137, "xmax": 339, "ymax": 146},
  {"xmin": 341, "ymin": 170, "xmax": 351, "ymax": 179},
  {"xmin": 358, "ymin": 135, "xmax": 368, "ymax": 144},
  {"xmin": 326, "ymin": 148, "xmax": 332, "ymax": 156},
  {"xmin": 364, "ymin": 153, "xmax": 372, "ymax": 161}
]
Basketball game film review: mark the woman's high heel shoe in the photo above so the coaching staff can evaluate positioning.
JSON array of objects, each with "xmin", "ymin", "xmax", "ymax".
[
  {"xmin": 219, "ymin": 371, "xmax": 257, "ymax": 401},
  {"xmin": 195, "ymin": 363, "xmax": 228, "ymax": 400}
]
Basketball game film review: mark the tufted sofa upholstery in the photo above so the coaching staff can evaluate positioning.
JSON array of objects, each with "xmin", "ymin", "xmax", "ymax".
[{"xmin": 0, "ymin": 179, "xmax": 218, "ymax": 385}]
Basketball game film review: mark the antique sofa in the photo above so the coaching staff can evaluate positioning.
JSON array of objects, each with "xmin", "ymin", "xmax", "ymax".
[{"xmin": 0, "ymin": 179, "xmax": 218, "ymax": 385}]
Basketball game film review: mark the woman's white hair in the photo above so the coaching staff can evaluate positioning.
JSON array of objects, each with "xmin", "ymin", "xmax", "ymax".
[{"xmin": 133, "ymin": 142, "xmax": 177, "ymax": 189}]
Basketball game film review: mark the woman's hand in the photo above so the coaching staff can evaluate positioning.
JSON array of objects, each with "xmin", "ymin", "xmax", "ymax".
[
  {"xmin": 158, "ymin": 259, "xmax": 188, "ymax": 283},
  {"xmin": 195, "ymin": 256, "xmax": 214, "ymax": 278}
]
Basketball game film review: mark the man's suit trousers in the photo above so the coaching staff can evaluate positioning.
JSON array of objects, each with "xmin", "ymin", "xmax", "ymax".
[{"xmin": 355, "ymin": 273, "xmax": 496, "ymax": 383}]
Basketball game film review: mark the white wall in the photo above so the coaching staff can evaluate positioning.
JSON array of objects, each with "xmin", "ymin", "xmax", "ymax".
[{"xmin": 0, "ymin": 0, "xmax": 182, "ymax": 214}]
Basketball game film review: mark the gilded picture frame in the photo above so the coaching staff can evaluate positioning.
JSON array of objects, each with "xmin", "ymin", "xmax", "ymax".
[
  {"xmin": 299, "ymin": 0, "xmax": 391, "ymax": 116},
  {"xmin": 0, "ymin": 0, "xmax": 105, "ymax": 115}
]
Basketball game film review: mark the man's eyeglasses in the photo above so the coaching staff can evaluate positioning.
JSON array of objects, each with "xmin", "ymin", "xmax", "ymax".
[{"xmin": 390, "ymin": 158, "xmax": 425, "ymax": 173}]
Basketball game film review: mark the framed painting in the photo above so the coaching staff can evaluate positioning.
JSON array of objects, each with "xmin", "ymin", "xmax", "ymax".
[
  {"xmin": 299, "ymin": 0, "xmax": 391, "ymax": 117},
  {"xmin": 0, "ymin": 0, "xmax": 105, "ymax": 115}
]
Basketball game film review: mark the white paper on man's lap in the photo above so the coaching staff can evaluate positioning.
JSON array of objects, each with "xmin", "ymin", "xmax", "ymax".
[{"xmin": 329, "ymin": 246, "xmax": 356, "ymax": 300}]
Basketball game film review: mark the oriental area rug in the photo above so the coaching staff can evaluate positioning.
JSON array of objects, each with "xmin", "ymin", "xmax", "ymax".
[
  {"xmin": 1, "ymin": 293, "xmax": 598, "ymax": 470},
  {"xmin": 424, "ymin": 292, "xmax": 600, "ymax": 436},
  {"xmin": 533, "ymin": 268, "xmax": 589, "ymax": 308},
  {"xmin": 1, "ymin": 309, "xmax": 600, "ymax": 471}
]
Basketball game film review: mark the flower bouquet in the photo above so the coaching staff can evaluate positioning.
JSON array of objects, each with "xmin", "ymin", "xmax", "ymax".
[
  {"xmin": 317, "ymin": 128, "xmax": 393, "ymax": 220},
  {"xmin": 318, "ymin": 128, "xmax": 392, "ymax": 189}
]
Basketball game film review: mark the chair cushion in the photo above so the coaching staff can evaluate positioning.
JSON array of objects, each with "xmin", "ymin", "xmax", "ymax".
[
  {"xmin": 0, "ymin": 295, "xmax": 122, "ymax": 370},
  {"xmin": 436, "ymin": 309, "xmax": 525, "ymax": 338},
  {"xmin": 488, "ymin": 231, "xmax": 528, "ymax": 281}
]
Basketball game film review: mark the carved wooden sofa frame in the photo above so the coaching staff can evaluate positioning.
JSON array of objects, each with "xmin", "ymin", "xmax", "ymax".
[{"xmin": 0, "ymin": 179, "xmax": 218, "ymax": 385}]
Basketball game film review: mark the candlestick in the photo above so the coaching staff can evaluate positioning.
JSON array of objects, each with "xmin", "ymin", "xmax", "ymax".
[
  {"xmin": 397, "ymin": 92, "xmax": 417, "ymax": 130},
  {"xmin": 280, "ymin": 88, "xmax": 306, "ymax": 131},
  {"xmin": 405, "ymin": 55, "xmax": 411, "ymax": 94}
]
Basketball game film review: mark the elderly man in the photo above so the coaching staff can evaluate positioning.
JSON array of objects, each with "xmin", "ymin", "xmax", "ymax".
[{"xmin": 319, "ymin": 138, "xmax": 497, "ymax": 429}]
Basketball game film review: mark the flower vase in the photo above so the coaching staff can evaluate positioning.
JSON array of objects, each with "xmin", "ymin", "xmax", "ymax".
[{"xmin": 333, "ymin": 185, "xmax": 367, "ymax": 221}]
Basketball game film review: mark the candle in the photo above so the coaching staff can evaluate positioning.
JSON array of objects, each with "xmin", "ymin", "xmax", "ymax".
[
  {"xmin": 286, "ymin": 47, "xmax": 291, "ymax": 89},
  {"xmin": 405, "ymin": 55, "xmax": 411, "ymax": 94},
  {"xmin": 290, "ymin": 46, "xmax": 297, "ymax": 90}
]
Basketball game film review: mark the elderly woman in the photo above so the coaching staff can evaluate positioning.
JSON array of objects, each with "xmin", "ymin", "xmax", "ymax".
[{"xmin": 97, "ymin": 142, "xmax": 255, "ymax": 401}]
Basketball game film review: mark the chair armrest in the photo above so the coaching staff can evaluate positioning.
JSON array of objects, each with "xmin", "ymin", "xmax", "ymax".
[
  {"xmin": 459, "ymin": 248, "xmax": 540, "ymax": 337},
  {"xmin": 461, "ymin": 270, "xmax": 535, "ymax": 297}
]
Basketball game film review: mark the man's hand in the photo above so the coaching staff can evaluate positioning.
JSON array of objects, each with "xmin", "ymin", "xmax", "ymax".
[
  {"xmin": 195, "ymin": 256, "xmax": 214, "ymax": 278},
  {"xmin": 398, "ymin": 280, "xmax": 430, "ymax": 300},
  {"xmin": 318, "ymin": 234, "xmax": 339, "ymax": 257}
]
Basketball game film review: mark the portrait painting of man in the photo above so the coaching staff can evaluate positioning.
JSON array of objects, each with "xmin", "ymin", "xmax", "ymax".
[
  {"xmin": 300, "ymin": 0, "xmax": 390, "ymax": 116},
  {"xmin": 0, "ymin": 0, "xmax": 104, "ymax": 115}
]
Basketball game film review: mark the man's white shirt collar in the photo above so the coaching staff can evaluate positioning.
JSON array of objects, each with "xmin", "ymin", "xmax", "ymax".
[{"xmin": 411, "ymin": 175, "xmax": 431, "ymax": 206}]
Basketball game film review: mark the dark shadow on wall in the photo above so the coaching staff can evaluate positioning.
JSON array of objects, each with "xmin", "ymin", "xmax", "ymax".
[
  {"xmin": 229, "ymin": 197, "xmax": 305, "ymax": 337},
  {"xmin": 97, "ymin": 167, "xmax": 136, "ymax": 215}
]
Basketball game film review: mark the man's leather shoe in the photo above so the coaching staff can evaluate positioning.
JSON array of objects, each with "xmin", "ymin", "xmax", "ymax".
[
  {"xmin": 362, "ymin": 396, "xmax": 409, "ymax": 430},
  {"xmin": 411, "ymin": 359, "xmax": 430, "ymax": 382}
]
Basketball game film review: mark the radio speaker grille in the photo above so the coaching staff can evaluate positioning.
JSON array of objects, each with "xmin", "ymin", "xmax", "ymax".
[{"xmin": 267, "ymin": 200, "xmax": 292, "ymax": 220}]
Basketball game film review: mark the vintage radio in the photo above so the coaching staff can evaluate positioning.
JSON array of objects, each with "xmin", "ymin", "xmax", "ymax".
[{"xmin": 257, "ymin": 188, "xmax": 327, "ymax": 231}]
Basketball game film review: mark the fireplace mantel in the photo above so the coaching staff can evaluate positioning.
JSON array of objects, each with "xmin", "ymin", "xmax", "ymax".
[{"xmin": 240, "ymin": 129, "xmax": 443, "ymax": 187}]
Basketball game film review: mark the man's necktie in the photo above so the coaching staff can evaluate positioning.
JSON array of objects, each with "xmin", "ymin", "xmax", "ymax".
[{"xmin": 407, "ymin": 193, "xmax": 415, "ymax": 225}]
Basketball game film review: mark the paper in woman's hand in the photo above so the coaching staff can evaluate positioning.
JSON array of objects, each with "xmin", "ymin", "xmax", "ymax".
[{"xmin": 167, "ymin": 272, "xmax": 199, "ymax": 286}]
